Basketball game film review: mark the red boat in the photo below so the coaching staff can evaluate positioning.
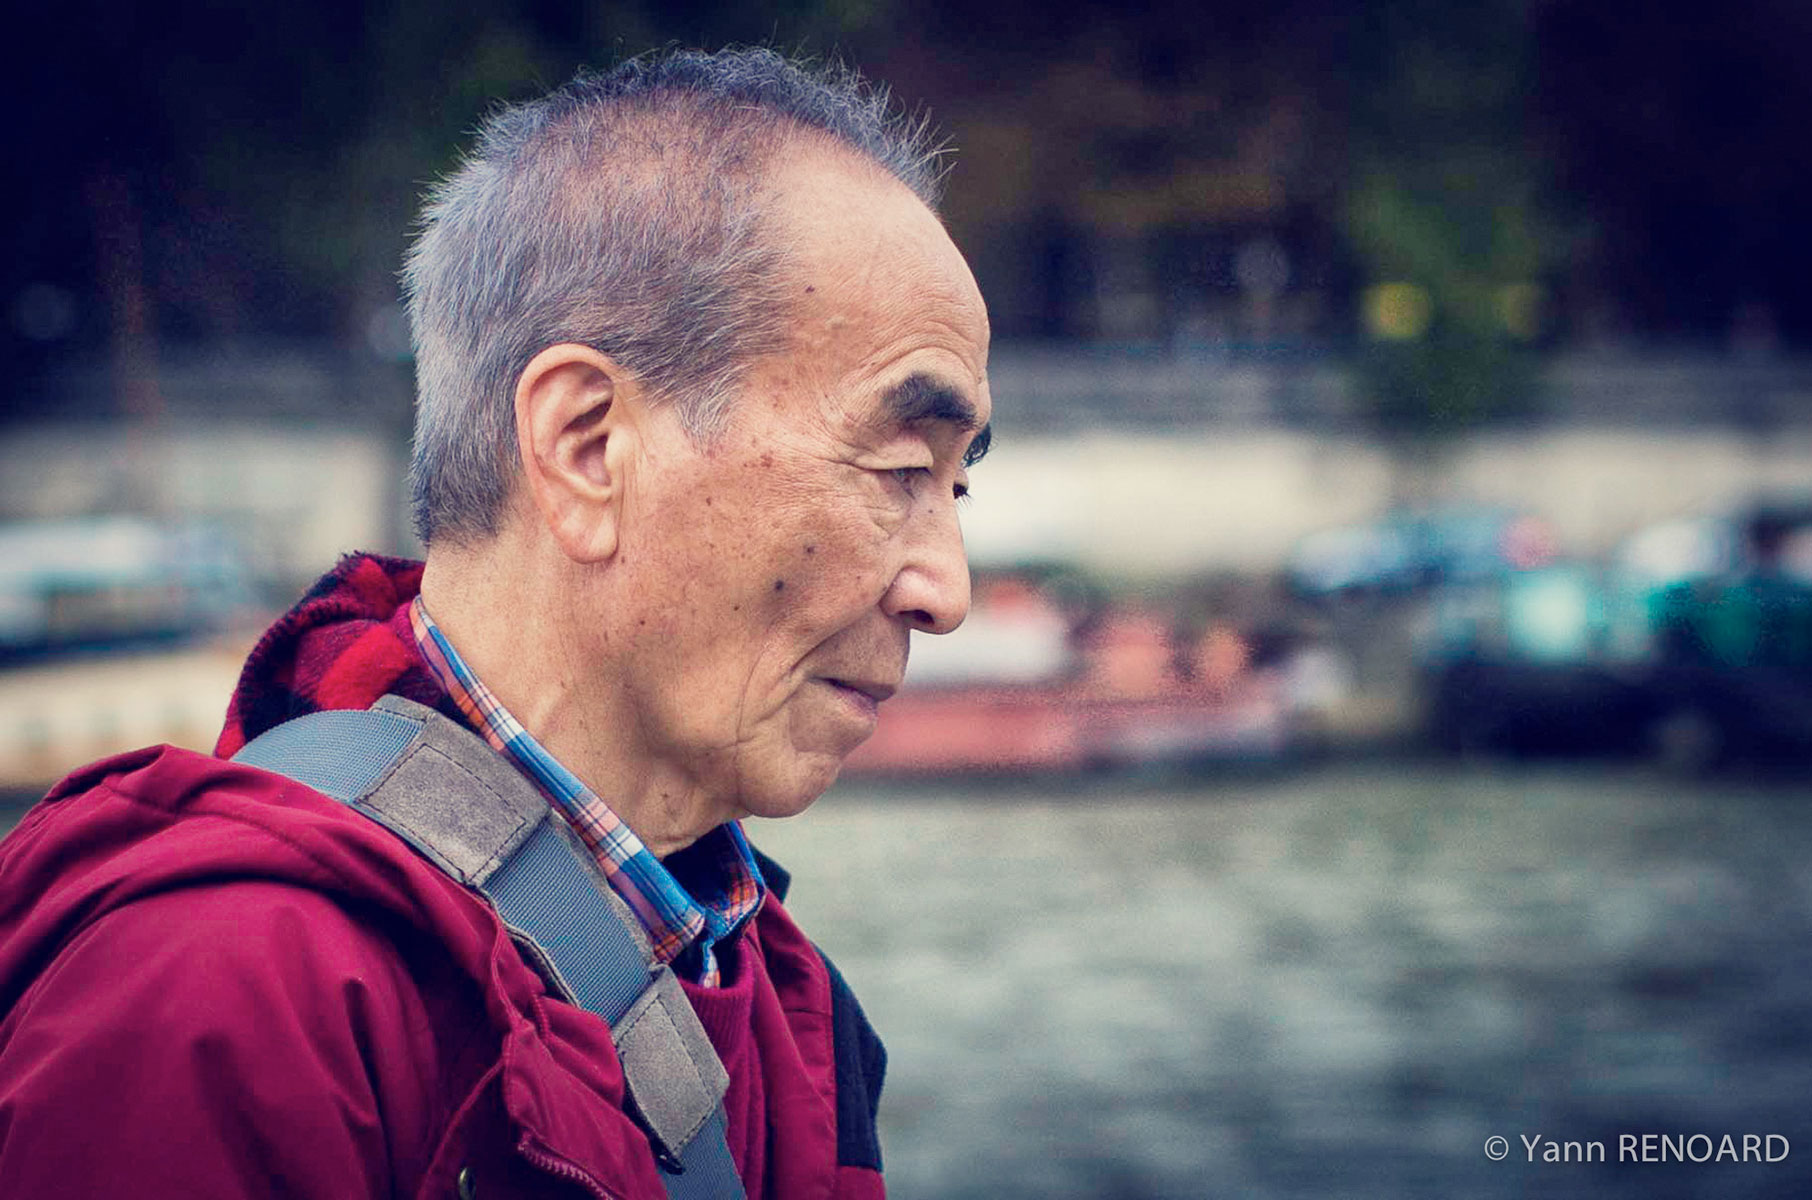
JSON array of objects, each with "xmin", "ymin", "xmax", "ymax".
[{"xmin": 842, "ymin": 579, "xmax": 1315, "ymax": 775}]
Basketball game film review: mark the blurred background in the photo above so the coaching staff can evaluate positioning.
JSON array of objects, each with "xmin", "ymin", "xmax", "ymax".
[{"xmin": 5, "ymin": 1, "xmax": 1812, "ymax": 1196}]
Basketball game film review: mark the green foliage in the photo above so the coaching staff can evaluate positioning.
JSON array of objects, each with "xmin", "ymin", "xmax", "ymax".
[
  {"xmin": 1344, "ymin": 0, "xmax": 1558, "ymax": 441},
  {"xmin": 1359, "ymin": 328, "xmax": 1538, "ymax": 435}
]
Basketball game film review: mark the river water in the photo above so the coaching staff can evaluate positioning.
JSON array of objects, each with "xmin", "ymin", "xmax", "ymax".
[{"xmin": 752, "ymin": 762, "xmax": 1812, "ymax": 1200}]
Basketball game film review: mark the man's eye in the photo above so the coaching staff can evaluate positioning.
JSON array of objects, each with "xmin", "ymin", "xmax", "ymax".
[
  {"xmin": 887, "ymin": 466, "xmax": 929, "ymax": 490},
  {"xmin": 885, "ymin": 466, "xmax": 968, "ymax": 504}
]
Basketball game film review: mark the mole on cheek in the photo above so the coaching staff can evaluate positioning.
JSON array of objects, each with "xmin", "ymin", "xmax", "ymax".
[
  {"xmin": 804, "ymin": 544, "xmax": 816, "ymax": 555},
  {"xmin": 773, "ymin": 579, "xmax": 785, "ymax": 592}
]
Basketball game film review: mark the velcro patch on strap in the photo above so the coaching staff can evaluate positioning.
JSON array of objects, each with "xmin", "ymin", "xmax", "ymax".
[{"xmin": 613, "ymin": 969, "xmax": 730, "ymax": 1154}]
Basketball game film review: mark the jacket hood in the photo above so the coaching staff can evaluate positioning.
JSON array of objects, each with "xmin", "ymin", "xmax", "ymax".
[{"xmin": 216, "ymin": 553, "xmax": 457, "ymax": 756}]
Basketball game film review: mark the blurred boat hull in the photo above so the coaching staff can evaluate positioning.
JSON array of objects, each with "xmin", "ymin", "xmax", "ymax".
[{"xmin": 843, "ymin": 681, "xmax": 1293, "ymax": 775}]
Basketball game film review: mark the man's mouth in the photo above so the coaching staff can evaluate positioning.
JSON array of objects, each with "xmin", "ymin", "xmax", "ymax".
[
  {"xmin": 822, "ymin": 676, "xmax": 897, "ymax": 721},
  {"xmin": 826, "ymin": 677, "xmax": 898, "ymax": 704}
]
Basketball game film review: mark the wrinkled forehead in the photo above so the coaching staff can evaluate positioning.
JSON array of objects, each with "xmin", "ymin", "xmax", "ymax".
[
  {"xmin": 767, "ymin": 140, "xmax": 989, "ymax": 340},
  {"xmin": 756, "ymin": 142, "xmax": 991, "ymax": 436}
]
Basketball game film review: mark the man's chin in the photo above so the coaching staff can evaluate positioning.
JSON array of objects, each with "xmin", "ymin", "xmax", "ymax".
[{"xmin": 735, "ymin": 750, "xmax": 847, "ymax": 823}]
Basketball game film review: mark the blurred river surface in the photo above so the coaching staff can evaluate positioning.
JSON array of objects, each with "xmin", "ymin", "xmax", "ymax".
[{"xmin": 751, "ymin": 764, "xmax": 1812, "ymax": 1200}]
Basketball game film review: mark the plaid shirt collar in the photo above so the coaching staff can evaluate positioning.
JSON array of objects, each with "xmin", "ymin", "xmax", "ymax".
[{"xmin": 408, "ymin": 595, "xmax": 764, "ymax": 986}]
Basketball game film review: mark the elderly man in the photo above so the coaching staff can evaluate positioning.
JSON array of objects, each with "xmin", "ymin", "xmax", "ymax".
[{"xmin": 0, "ymin": 48, "xmax": 989, "ymax": 1200}]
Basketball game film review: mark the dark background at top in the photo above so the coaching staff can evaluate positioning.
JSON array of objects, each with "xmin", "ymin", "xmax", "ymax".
[{"xmin": 5, "ymin": 0, "xmax": 1810, "ymax": 415}]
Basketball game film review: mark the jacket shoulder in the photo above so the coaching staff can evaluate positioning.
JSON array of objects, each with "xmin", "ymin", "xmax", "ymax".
[{"xmin": 0, "ymin": 875, "xmax": 482, "ymax": 1197}]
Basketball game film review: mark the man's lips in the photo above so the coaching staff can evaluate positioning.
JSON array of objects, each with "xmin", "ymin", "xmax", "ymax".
[
  {"xmin": 820, "ymin": 677, "xmax": 898, "ymax": 722},
  {"xmin": 824, "ymin": 677, "xmax": 898, "ymax": 704}
]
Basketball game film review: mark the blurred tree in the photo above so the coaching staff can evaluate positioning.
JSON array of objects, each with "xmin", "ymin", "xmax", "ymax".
[
  {"xmin": 1534, "ymin": 0, "xmax": 1812, "ymax": 349},
  {"xmin": 6, "ymin": 0, "xmax": 1812, "ymax": 425},
  {"xmin": 909, "ymin": 1, "xmax": 1350, "ymax": 343},
  {"xmin": 0, "ymin": 0, "xmax": 905, "ymax": 414},
  {"xmin": 1344, "ymin": 0, "xmax": 1555, "ymax": 445}
]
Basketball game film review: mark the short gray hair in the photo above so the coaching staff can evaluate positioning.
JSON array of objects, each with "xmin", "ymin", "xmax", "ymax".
[{"xmin": 402, "ymin": 47, "xmax": 946, "ymax": 545}]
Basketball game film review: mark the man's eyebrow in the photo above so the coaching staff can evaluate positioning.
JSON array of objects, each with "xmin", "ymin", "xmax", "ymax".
[
  {"xmin": 882, "ymin": 372, "xmax": 991, "ymax": 466},
  {"xmin": 884, "ymin": 373, "xmax": 980, "ymax": 430}
]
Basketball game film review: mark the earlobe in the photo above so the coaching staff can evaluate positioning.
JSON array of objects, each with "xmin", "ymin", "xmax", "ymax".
[{"xmin": 514, "ymin": 344, "xmax": 632, "ymax": 565}]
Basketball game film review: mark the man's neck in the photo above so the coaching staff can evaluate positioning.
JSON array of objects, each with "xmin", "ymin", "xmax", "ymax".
[{"xmin": 418, "ymin": 542, "xmax": 722, "ymax": 857}]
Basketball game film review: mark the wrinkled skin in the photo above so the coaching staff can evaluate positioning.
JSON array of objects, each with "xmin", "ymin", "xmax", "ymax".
[{"xmin": 606, "ymin": 148, "xmax": 994, "ymax": 837}]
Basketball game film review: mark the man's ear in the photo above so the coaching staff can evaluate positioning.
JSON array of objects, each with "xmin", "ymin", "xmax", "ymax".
[{"xmin": 514, "ymin": 343, "xmax": 639, "ymax": 564}]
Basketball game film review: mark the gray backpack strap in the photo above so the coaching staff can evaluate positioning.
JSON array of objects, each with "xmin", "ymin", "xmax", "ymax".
[{"xmin": 232, "ymin": 695, "xmax": 743, "ymax": 1197}]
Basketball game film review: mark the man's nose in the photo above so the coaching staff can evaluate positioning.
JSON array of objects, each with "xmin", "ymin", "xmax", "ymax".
[{"xmin": 881, "ymin": 501, "xmax": 970, "ymax": 635}]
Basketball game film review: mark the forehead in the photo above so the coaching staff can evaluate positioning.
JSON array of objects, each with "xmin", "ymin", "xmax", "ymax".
[{"xmin": 757, "ymin": 143, "xmax": 992, "ymax": 436}]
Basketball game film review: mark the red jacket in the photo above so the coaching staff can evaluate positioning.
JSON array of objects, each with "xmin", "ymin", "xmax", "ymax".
[{"xmin": 0, "ymin": 557, "xmax": 886, "ymax": 1199}]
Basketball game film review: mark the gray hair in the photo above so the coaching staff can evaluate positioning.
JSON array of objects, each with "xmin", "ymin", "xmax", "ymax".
[{"xmin": 402, "ymin": 47, "xmax": 946, "ymax": 545}]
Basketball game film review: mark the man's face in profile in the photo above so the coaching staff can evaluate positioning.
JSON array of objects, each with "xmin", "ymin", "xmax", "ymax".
[{"xmin": 611, "ymin": 147, "xmax": 993, "ymax": 826}]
